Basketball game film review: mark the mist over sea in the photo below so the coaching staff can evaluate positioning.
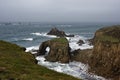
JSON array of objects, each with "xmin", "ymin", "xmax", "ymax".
[{"xmin": 0, "ymin": 22, "xmax": 118, "ymax": 80}]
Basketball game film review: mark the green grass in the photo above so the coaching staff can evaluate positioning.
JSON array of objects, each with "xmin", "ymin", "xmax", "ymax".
[
  {"xmin": 51, "ymin": 38, "xmax": 68, "ymax": 44},
  {"xmin": 0, "ymin": 40, "xmax": 80, "ymax": 80},
  {"xmin": 97, "ymin": 35, "xmax": 119, "ymax": 43},
  {"xmin": 96, "ymin": 25, "xmax": 120, "ymax": 43}
]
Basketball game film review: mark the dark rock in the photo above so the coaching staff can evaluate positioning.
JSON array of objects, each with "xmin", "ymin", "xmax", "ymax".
[
  {"xmin": 47, "ymin": 27, "xmax": 66, "ymax": 37},
  {"xmin": 66, "ymin": 34, "xmax": 74, "ymax": 37},
  {"xmin": 20, "ymin": 47, "xmax": 26, "ymax": 51},
  {"xmin": 77, "ymin": 40, "xmax": 85, "ymax": 46},
  {"xmin": 37, "ymin": 38, "xmax": 70, "ymax": 63},
  {"xmin": 47, "ymin": 27, "xmax": 74, "ymax": 37}
]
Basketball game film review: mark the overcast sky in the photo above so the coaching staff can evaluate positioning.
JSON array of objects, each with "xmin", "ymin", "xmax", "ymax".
[{"xmin": 0, "ymin": 0, "xmax": 120, "ymax": 22}]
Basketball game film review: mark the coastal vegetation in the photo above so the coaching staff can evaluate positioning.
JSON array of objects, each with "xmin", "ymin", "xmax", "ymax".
[{"xmin": 0, "ymin": 40, "xmax": 80, "ymax": 80}]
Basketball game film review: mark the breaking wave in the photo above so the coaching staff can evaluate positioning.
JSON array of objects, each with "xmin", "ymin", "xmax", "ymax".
[
  {"xmin": 31, "ymin": 32, "xmax": 57, "ymax": 38},
  {"xmin": 12, "ymin": 38, "xmax": 34, "ymax": 42},
  {"xmin": 22, "ymin": 38, "xmax": 33, "ymax": 41}
]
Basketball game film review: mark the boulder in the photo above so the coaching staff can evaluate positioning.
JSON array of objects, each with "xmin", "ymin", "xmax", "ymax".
[
  {"xmin": 37, "ymin": 38, "xmax": 70, "ymax": 63},
  {"xmin": 47, "ymin": 27, "xmax": 74, "ymax": 37},
  {"xmin": 88, "ymin": 25, "xmax": 120, "ymax": 79}
]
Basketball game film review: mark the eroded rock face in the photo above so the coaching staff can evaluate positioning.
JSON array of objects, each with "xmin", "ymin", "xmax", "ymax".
[
  {"xmin": 47, "ymin": 27, "xmax": 74, "ymax": 37},
  {"xmin": 37, "ymin": 38, "xmax": 70, "ymax": 63},
  {"xmin": 88, "ymin": 25, "xmax": 120, "ymax": 79}
]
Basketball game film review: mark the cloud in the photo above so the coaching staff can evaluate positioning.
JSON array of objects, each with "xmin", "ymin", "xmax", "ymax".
[{"xmin": 0, "ymin": 0, "xmax": 120, "ymax": 22}]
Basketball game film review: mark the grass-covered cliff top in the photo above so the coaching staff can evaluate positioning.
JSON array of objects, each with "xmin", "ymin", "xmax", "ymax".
[
  {"xmin": 94, "ymin": 25, "xmax": 120, "ymax": 43},
  {"xmin": 0, "ymin": 40, "xmax": 80, "ymax": 80},
  {"xmin": 51, "ymin": 37, "xmax": 68, "ymax": 44}
]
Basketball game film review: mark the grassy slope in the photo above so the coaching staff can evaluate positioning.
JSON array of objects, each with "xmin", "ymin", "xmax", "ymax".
[{"xmin": 0, "ymin": 40, "xmax": 80, "ymax": 80}]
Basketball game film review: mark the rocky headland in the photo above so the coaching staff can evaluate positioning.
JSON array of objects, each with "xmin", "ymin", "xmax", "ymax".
[
  {"xmin": 38, "ymin": 25, "xmax": 120, "ymax": 80},
  {"xmin": 72, "ymin": 25, "xmax": 120, "ymax": 80}
]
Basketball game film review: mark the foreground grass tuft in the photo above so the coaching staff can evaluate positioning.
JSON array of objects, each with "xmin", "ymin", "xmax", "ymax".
[{"xmin": 0, "ymin": 40, "xmax": 80, "ymax": 80}]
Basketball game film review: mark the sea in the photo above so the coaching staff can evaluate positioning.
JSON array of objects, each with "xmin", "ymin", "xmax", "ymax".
[{"xmin": 0, "ymin": 22, "xmax": 119, "ymax": 80}]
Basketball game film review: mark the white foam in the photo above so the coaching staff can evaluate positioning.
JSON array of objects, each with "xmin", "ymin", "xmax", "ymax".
[
  {"xmin": 31, "ymin": 32, "xmax": 57, "ymax": 38},
  {"xmin": 46, "ymin": 47, "xmax": 50, "ymax": 52},
  {"xmin": 31, "ymin": 32, "xmax": 42, "ymax": 36},
  {"xmin": 22, "ymin": 38, "xmax": 33, "ymax": 41},
  {"xmin": 66, "ymin": 35, "xmax": 93, "ymax": 51},
  {"xmin": 25, "ymin": 45, "xmax": 39, "ymax": 53},
  {"xmin": 36, "ymin": 56, "xmax": 106, "ymax": 80}
]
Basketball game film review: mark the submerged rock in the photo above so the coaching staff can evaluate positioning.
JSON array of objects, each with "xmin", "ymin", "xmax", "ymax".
[
  {"xmin": 37, "ymin": 38, "xmax": 70, "ymax": 63},
  {"xmin": 47, "ymin": 27, "xmax": 74, "ymax": 37},
  {"xmin": 88, "ymin": 25, "xmax": 120, "ymax": 79}
]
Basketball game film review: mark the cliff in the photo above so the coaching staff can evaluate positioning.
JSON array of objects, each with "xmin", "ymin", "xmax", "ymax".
[
  {"xmin": 72, "ymin": 25, "xmax": 120, "ymax": 80},
  {"xmin": 89, "ymin": 25, "xmax": 120, "ymax": 79},
  {"xmin": 0, "ymin": 40, "xmax": 80, "ymax": 80}
]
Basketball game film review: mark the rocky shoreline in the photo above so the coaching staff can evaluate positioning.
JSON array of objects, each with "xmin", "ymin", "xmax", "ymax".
[{"xmin": 36, "ymin": 25, "xmax": 120, "ymax": 80}]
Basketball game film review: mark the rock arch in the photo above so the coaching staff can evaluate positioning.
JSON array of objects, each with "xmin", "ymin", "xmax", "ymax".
[{"xmin": 37, "ymin": 38, "xmax": 70, "ymax": 63}]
